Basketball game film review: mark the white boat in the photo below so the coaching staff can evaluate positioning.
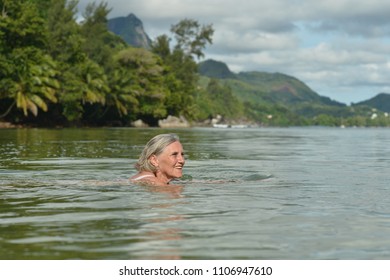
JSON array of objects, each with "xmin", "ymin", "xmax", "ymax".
[{"xmin": 213, "ymin": 124, "xmax": 229, "ymax": 128}]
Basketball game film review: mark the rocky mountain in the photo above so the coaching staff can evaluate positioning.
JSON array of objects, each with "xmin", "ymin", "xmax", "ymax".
[
  {"xmin": 354, "ymin": 93, "xmax": 390, "ymax": 112},
  {"xmin": 107, "ymin": 13, "xmax": 152, "ymax": 48}
]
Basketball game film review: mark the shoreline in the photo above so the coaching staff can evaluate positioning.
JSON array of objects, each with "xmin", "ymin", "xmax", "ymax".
[{"xmin": 2, "ymin": 120, "xmax": 390, "ymax": 129}]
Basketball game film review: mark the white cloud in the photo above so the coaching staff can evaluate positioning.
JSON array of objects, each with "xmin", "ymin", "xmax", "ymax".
[
  {"xmin": 77, "ymin": 0, "xmax": 390, "ymax": 103},
  {"xmin": 209, "ymin": 30, "xmax": 299, "ymax": 54}
]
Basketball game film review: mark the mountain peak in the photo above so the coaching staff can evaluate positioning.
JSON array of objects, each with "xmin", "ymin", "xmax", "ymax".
[
  {"xmin": 108, "ymin": 13, "xmax": 152, "ymax": 49},
  {"xmin": 198, "ymin": 59, "xmax": 236, "ymax": 79}
]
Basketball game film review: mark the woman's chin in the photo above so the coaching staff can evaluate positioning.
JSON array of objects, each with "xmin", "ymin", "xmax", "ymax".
[{"xmin": 174, "ymin": 170, "xmax": 183, "ymax": 178}]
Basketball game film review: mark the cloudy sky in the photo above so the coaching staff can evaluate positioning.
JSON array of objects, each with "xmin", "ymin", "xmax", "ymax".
[{"xmin": 77, "ymin": 0, "xmax": 390, "ymax": 104}]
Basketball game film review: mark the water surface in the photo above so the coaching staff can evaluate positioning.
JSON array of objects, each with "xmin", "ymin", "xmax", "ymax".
[{"xmin": 1, "ymin": 127, "xmax": 389, "ymax": 259}]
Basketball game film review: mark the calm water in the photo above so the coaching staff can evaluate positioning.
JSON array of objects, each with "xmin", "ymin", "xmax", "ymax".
[{"xmin": 1, "ymin": 127, "xmax": 389, "ymax": 260}]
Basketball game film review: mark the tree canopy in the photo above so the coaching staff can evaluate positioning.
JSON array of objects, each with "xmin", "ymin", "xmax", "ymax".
[{"xmin": 0, "ymin": 0, "xmax": 219, "ymax": 126}]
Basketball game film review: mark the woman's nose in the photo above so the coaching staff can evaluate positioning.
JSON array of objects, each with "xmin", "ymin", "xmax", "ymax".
[{"xmin": 178, "ymin": 154, "xmax": 185, "ymax": 163}]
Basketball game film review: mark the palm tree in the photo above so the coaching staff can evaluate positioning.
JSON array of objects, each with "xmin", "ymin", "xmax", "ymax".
[
  {"xmin": 58, "ymin": 58, "xmax": 109, "ymax": 122},
  {"xmin": 78, "ymin": 59, "xmax": 107, "ymax": 105},
  {"xmin": 6, "ymin": 51, "xmax": 59, "ymax": 116},
  {"xmin": 106, "ymin": 68, "xmax": 138, "ymax": 117}
]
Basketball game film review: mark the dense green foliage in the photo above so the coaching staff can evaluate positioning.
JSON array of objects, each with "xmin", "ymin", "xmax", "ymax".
[
  {"xmin": 0, "ymin": 0, "xmax": 218, "ymax": 126},
  {"xmin": 1, "ymin": 1, "xmax": 389, "ymax": 127}
]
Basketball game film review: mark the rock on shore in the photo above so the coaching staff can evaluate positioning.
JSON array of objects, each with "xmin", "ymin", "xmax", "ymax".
[
  {"xmin": 158, "ymin": 115, "xmax": 190, "ymax": 128},
  {"xmin": 0, "ymin": 122, "xmax": 18, "ymax": 128},
  {"xmin": 131, "ymin": 119, "xmax": 149, "ymax": 128}
]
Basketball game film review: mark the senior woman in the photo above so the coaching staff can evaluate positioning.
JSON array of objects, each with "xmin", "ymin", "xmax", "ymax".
[{"xmin": 130, "ymin": 133, "xmax": 185, "ymax": 186}]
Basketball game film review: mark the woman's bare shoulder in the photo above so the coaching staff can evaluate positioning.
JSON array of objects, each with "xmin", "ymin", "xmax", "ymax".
[{"xmin": 130, "ymin": 172, "xmax": 155, "ymax": 181}]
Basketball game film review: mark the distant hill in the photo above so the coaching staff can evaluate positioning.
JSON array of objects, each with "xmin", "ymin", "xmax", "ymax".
[
  {"xmin": 198, "ymin": 59, "xmax": 236, "ymax": 79},
  {"xmin": 198, "ymin": 59, "xmax": 346, "ymax": 116},
  {"xmin": 107, "ymin": 13, "xmax": 152, "ymax": 48},
  {"xmin": 234, "ymin": 71, "xmax": 343, "ymax": 106},
  {"xmin": 354, "ymin": 93, "xmax": 390, "ymax": 112}
]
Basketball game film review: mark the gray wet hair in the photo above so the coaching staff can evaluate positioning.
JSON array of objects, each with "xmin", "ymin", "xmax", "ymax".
[{"xmin": 135, "ymin": 133, "xmax": 180, "ymax": 172}]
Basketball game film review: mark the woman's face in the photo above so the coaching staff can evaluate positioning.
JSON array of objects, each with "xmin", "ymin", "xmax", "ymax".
[{"xmin": 154, "ymin": 141, "xmax": 185, "ymax": 181}]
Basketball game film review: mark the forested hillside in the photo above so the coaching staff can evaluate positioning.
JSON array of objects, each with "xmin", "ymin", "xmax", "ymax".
[
  {"xmin": 354, "ymin": 93, "xmax": 390, "ymax": 112},
  {"xmin": 197, "ymin": 60, "xmax": 390, "ymax": 126}
]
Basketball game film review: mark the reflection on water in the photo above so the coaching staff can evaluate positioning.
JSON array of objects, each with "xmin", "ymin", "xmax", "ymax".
[{"xmin": 1, "ymin": 127, "xmax": 390, "ymax": 259}]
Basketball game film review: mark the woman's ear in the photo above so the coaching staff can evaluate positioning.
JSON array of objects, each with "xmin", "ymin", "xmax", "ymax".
[{"xmin": 149, "ymin": 154, "xmax": 159, "ymax": 167}]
